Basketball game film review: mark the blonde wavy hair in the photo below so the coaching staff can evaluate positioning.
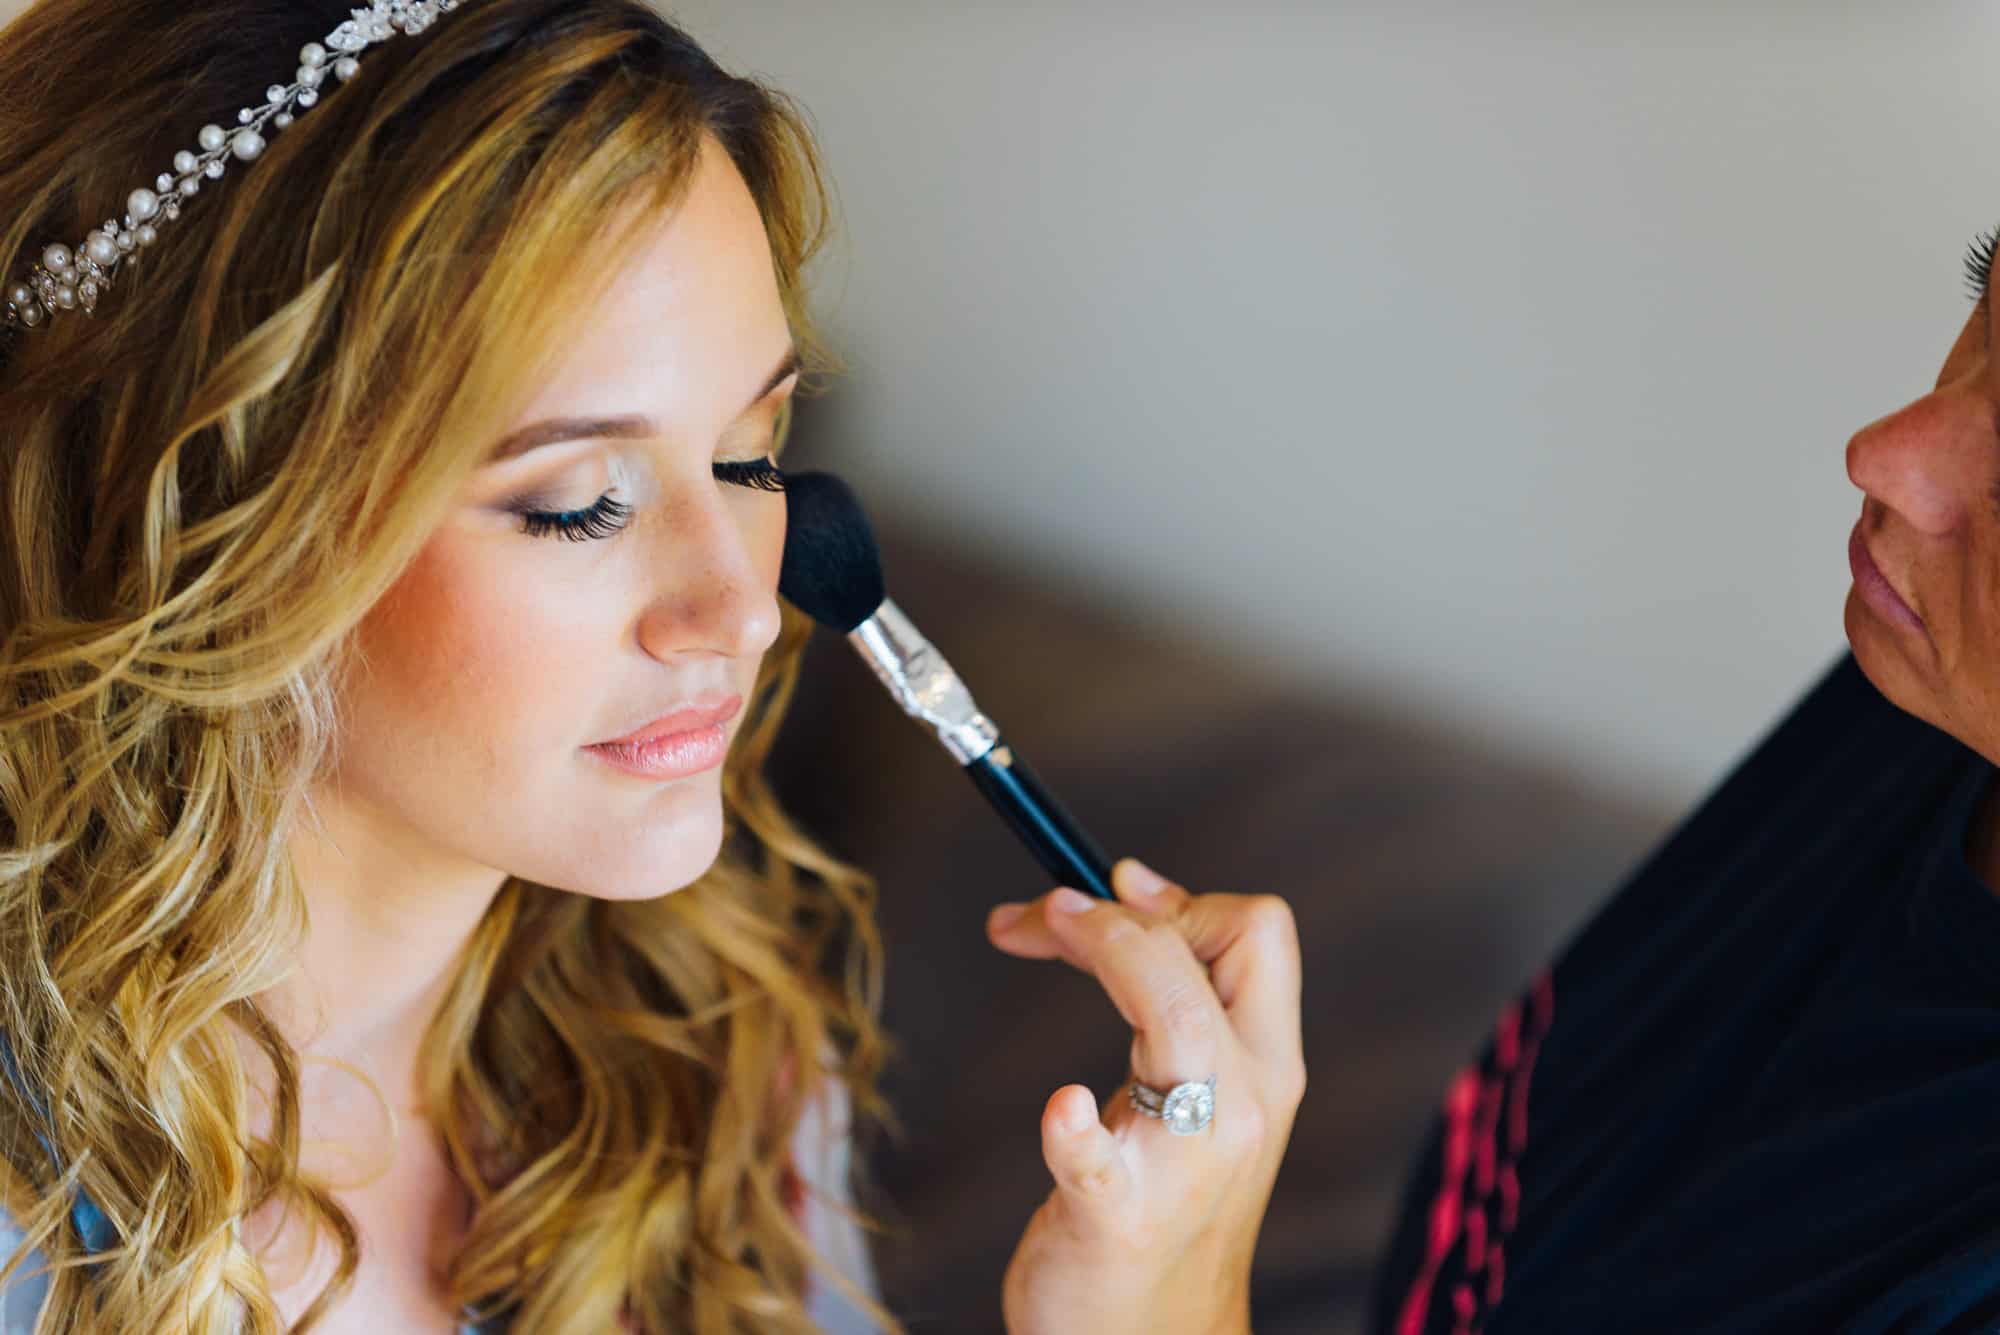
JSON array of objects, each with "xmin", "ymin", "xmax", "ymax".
[{"xmin": 0, "ymin": 0, "xmax": 910, "ymax": 1330}]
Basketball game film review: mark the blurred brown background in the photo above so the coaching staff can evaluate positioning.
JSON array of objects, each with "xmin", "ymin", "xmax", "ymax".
[{"xmin": 765, "ymin": 499, "xmax": 1680, "ymax": 1334}]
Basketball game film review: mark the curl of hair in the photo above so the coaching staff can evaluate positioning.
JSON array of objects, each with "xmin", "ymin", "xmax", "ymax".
[{"xmin": 0, "ymin": 1, "xmax": 908, "ymax": 1331}]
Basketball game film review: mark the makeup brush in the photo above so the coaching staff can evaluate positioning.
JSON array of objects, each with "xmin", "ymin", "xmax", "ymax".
[{"xmin": 778, "ymin": 469, "xmax": 1118, "ymax": 900}]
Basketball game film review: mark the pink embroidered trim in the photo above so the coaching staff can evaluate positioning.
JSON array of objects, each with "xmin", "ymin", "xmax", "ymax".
[{"xmin": 1393, "ymin": 967, "xmax": 1554, "ymax": 1335}]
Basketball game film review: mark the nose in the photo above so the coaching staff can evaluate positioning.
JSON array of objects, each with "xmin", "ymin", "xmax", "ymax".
[
  {"xmin": 633, "ymin": 483, "xmax": 784, "ymax": 663},
  {"xmin": 1845, "ymin": 368, "xmax": 1999, "ymax": 539}
]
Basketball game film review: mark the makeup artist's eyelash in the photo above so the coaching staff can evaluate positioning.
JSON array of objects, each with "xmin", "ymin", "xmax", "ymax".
[
  {"xmin": 1963, "ymin": 222, "xmax": 2000, "ymax": 306},
  {"xmin": 515, "ymin": 457, "xmax": 786, "ymax": 542}
]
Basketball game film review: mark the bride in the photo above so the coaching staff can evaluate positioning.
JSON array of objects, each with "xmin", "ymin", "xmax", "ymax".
[{"xmin": 0, "ymin": 2, "xmax": 1308, "ymax": 1332}]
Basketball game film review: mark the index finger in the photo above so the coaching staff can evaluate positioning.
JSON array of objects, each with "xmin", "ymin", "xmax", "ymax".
[
  {"xmin": 1110, "ymin": 859, "xmax": 1303, "ymax": 1075},
  {"xmin": 988, "ymin": 862, "xmax": 1303, "ymax": 1078},
  {"xmin": 1038, "ymin": 888, "xmax": 1232, "ymax": 1098}
]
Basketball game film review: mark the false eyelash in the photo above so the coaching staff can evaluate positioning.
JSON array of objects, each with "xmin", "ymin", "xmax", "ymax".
[
  {"xmin": 519, "ymin": 493, "xmax": 634, "ymax": 542},
  {"xmin": 714, "ymin": 457, "xmax": 787, "ymax": 492},
  {"xmin": 1965, "ymin": 223, "xmax": 2000, "ymax": 305},
  {"xmin": 516, "ymin": 457, "xmax": 787, "ymax": 541}
]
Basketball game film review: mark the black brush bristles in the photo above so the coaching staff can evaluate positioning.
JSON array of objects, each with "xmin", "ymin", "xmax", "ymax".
[{"xmin": 778, "ymin": 469, "xmax": 887, "ymax": 632}]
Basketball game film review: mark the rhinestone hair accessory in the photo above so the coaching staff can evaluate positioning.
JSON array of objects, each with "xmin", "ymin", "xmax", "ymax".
[{"xmin": 2, "ymin": 1, "xmax": 477, "ymax": 341}]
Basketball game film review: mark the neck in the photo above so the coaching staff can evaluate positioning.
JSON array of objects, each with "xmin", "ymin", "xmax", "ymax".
[{"xmin": 250, "ymin": 778, "xmax": 506, "ymax": 1136}]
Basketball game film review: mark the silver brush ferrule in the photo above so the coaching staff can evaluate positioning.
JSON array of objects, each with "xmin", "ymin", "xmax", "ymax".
[{"xmin": 847, "ymin": 598, "xmax": 999, "ymax": 764}]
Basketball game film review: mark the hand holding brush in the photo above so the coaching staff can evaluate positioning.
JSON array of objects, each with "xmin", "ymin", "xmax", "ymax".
[{"xmin": 778, "ymin": 469, "xmax": 1307, "ymax": 1335}]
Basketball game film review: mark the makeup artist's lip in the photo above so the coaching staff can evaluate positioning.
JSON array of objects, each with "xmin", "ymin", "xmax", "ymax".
[{"xmin": 1848, "ymin": 520, "xmax": 1926, "ymax": 635}]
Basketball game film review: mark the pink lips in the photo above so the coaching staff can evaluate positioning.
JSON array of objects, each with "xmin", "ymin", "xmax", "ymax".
[
  {"xmin": 1847, "ymin": 520, "xmax": 1925, "ymax": 634},
  {"xmin": 585, "ymin": 695, "xmax": 742, "ymax": 781},
  {"xmin": 594, "ymin": 695, "xmax": 742, "ymax": 748}
]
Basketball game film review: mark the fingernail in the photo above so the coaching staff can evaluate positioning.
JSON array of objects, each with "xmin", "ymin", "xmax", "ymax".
[
  {"xmin": 990, "ymin": 903, "xmax": 1026, "ymax": 930},
  {"xmin": 1118, "ymin": 858, "xmax": 1168, "ymax": 897},
  {"xmin": 1052, "ymin": 886, "xmax": 1095, "ymax": 914}
]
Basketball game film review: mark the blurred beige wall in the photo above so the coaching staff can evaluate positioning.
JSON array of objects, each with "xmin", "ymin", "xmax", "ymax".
[
  {"xmin": 7, "ymin": 1, "xmax": 1997, "ymax": 811},
  {"xmin": 668, "ymin": 1, "xmax": 2000, "ymax": 810}
]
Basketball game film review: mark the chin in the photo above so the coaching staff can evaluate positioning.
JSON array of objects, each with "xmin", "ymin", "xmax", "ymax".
[
  {"xmin": 520, "ymin": 761, "xmax": 736, "ymax": 900},
  {"xmin": 1847, "ymin": 591, "xmax": 1898, "ymax": 689},
  {"xmin": 596, "ymin": 805, "xmax": 728, "ymax": 901},
  {"xmin": 1846, "ymin": 590, "xmax": 1939, "ymax": 729},
  {"xmin": 561, "ymin": 862, "xmax": 721, "ymax": 903}
]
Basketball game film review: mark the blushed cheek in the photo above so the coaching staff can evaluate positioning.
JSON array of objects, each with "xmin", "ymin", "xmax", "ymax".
[{"xmin": 346, "ymin": 533, "xmax": 606, "ymax": 785}]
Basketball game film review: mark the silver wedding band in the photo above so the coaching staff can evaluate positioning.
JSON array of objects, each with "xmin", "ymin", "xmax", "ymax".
[{"xmin": 1128, "ymin": 1073, "xmax": 1217, "ymax": 1135}]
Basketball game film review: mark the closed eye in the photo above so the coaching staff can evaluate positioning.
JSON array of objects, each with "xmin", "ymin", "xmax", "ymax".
[
  {"xmin": 514, "ymin": 456, "xmax": 785, "ymax": 542},
  {"xmin": 713, "ymin": 457, "xmax": 786, "ymax": 492},
  {"xmin": 1963, "ymin": 222, "xmax": 1999, "ymax": 307}
]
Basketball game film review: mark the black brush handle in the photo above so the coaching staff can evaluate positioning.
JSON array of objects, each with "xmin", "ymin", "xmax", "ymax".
[{"xmin": 963, "ymin": 733, "xmax": 1117, "ymax": 899}]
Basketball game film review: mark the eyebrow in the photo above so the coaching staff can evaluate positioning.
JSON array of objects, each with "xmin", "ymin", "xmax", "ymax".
[{"xmin": 484, "ymin": 346, "xmax": 801, "ymax": 463}]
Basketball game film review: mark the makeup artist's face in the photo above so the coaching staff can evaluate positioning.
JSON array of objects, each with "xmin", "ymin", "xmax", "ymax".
[
  {"xmin": 326, "ymin": 132, "xmax": 796, "ymax": 900},
  {"xmin": 1844, "ymin": 230, "xmax": 2000, "ymax": 764}
]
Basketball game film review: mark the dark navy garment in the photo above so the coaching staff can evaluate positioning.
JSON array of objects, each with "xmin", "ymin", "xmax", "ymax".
[{"xmin": 1366, "ymin": 649, "xmax": 2000, "ymax": 1335}]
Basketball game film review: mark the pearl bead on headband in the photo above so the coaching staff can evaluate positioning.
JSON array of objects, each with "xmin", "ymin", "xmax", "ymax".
[{"xmin": 1, "ymin": 0, "xmax": 478, "ymax": 341}]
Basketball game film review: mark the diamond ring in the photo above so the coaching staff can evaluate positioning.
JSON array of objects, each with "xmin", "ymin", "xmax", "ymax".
[{"xmin": 1128, "ymin": 1073, "xmax": 1217, "ymax": 1136}]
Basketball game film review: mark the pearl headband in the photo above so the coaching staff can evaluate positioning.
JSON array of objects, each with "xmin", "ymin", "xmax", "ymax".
[{"xmin": 2, "ymin": 0, "xmax": 476, "ymax": 342}]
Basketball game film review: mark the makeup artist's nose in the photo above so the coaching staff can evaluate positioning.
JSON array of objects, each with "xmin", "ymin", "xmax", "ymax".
[
  {"xmin": 634, "ymin": 489, "xmax": 783, "ymax": 661},
  {"xmin": 1845, "ymin": 370, "xmax": 2000, "ymax": 538}
]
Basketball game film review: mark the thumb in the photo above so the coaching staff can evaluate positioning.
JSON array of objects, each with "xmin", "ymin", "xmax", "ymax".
[{"xmin": 1041, "ymin": 1084, "xmax": 1131, "ymax": 1226}]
